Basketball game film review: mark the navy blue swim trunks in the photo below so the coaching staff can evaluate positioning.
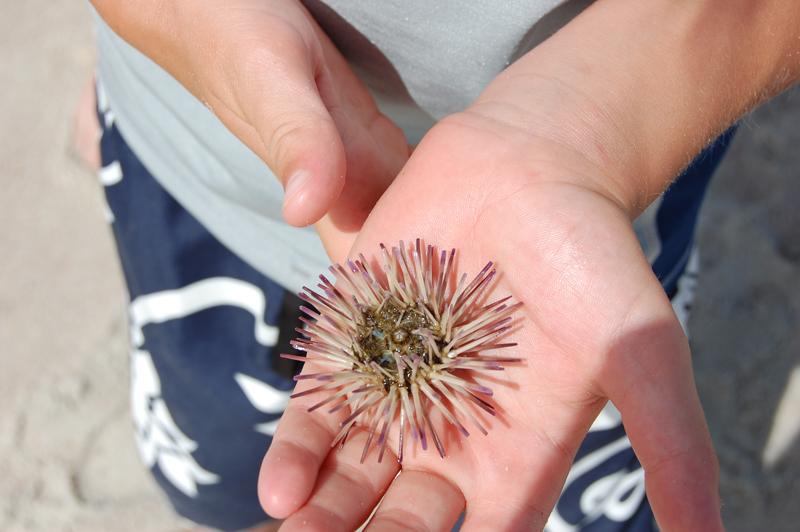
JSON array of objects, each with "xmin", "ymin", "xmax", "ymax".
[{"xmin": 96, "ymin": 92, "xmax": 735, "ymax": 531}]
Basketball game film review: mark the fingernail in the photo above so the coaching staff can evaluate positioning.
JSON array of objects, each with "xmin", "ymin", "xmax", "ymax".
[{"xmin": 284, "ymin": 169, "xmax": 311, "ymax": 207}]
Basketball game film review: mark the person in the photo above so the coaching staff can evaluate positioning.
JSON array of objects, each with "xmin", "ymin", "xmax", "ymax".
[{"xmin": 86, "ymin": 0, "xmax": 800, "ymax": 530}]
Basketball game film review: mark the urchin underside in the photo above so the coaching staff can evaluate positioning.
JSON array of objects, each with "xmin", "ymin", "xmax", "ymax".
[{"xmin": 282, "ymin": 239, "xmax": 521, "ymax": 463}]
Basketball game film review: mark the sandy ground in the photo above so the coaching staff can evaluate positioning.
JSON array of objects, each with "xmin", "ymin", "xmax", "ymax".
[
  {"xmin": 0, "ymin": 2, "xmax": 181, "ymax": 530},
  {"xmin": 1, "ymin": 2, "xmax": 799, "ymax": 531}
]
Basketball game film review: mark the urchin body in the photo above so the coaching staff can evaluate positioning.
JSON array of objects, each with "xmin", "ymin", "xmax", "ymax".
[{"xmin": 283, "ymin": 240, "xmax": 521, "ymax": 463}]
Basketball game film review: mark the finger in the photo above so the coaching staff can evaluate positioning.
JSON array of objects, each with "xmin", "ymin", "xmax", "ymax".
[
  {"xmin": 310, "ymin": 29, "xmax": 406, "ymax": 260},
  {"xmin": 365, "ymin": 470, "xmax": 464, "ymax": 532},
  {"xmin": 312, "ymin": 24, "xmax": 410, "ymax": 242},
  {"xmin": 227, "ymin": 7, "xmax": 408, "ymax": 230},
  {"xmin": 259, "ymin": 358, "xmax": 346, "ymax": 518},
  {"xmin": 280, "ymin": 430, "xmax": 400, "ymax": 532},
  {"xmin": 600, "ymin": 301, "xmax": 723, "ymax": 532},
  {"xmin": 200, "ymin": 6, "xmax": 347, "ymax": 228},
  {"xmin": 236, "ymin": 45, "xmax": 346, "ymax": 228}
]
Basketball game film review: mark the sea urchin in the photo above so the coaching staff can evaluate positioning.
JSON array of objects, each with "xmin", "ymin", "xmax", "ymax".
[{"xmin": 282, "ymin": 240, "xmax": 522, "ymax": 463}]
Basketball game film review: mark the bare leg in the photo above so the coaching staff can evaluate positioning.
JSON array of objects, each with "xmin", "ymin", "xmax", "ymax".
[{"xmin": 70, "ymin": 74, "xmax": 101, "ymax": 171}]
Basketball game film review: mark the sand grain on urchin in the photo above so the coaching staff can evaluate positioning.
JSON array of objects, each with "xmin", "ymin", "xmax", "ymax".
[{"xmin": 282, "ymin": 239, "xmax": 522, "ymax": 463}]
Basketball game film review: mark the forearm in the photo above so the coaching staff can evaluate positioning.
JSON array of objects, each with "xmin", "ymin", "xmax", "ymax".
[{"xmin": 474, "ymin": 0, "xmax": 800, "ymax": 215}]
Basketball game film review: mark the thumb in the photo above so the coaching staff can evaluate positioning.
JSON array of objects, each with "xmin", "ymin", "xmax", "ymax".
[
  {"xmin": 198, "ymin": 2, "xmax": 411, "ymax": 230},
  {"xmin": 96, "ymin": 0, "xmax": 349, "ymax": 227},
  {"xmin": 199, "ymin": 8, "xmax": 348, "ymax": 228},
  {"xmin": 243, "ymin": 53, "xmax": 346, "ymax": 227},
  {"xmin": 601, "ymin": 302, "xmax": 723, "ymax": 532}
]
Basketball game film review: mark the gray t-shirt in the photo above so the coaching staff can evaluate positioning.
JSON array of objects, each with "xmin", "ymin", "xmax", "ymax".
[{"xmin": 94, "ymin": 0, "xmax": 595, "ymax": 292}]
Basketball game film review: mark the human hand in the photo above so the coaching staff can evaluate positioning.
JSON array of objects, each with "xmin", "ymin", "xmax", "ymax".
[
  {"xmin": 256, "ymin": 0, "xmax": 800, "ymax": 526},
  {"xmin": 91, "ymin": 0, "xmax": 409, "ymax": 231},
  {"xmin": 257, "ymin": 105, "xmax": 722, "ymax": 531}
]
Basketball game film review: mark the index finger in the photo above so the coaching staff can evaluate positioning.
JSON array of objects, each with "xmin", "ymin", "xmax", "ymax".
[{"xmin": 258, "ymin": 351, "xmax": 346, "ymax": 518}]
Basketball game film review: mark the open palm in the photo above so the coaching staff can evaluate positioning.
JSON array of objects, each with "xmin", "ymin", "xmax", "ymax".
[{"xmin": 259, "ymin": 111, "xmax": 722, "ymax": 531}]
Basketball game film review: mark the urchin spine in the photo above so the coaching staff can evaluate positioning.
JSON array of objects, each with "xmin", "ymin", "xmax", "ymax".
[{"xmin": 282, "ymin": 239, "xmax": 521, "ymax": 463}]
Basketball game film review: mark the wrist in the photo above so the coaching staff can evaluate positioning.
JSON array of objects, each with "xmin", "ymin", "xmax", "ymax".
[
  {"xmin": 472, "ymin": 0, "xmax": 800, "ymax": 218},
  {"xmin": 462, "ymin": 87, "xmax": 643, "ymax": 220}
]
